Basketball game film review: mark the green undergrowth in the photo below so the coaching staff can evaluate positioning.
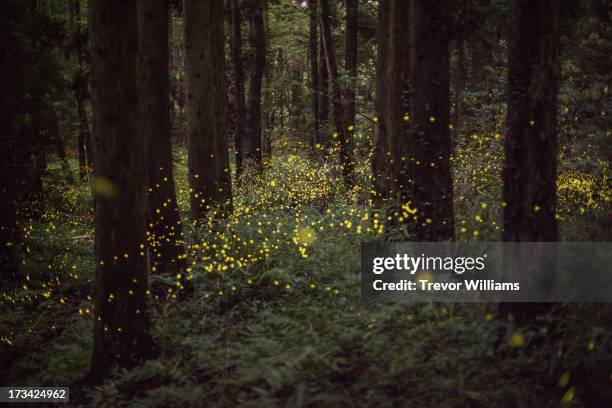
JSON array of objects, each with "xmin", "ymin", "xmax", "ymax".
[{"xmin": 1, "ymin": 150, "xmax": 611, "ymax": 407}]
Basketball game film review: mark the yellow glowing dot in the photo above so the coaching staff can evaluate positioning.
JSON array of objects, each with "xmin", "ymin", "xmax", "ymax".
[
  {"xmin": 429, "ymin": 116, "xmax": 435, "ymax": 123},
  {"xmin": 373, "ymin": 116, "xmax": 379, "ymax": 123},
  {"xmin": 587, "ymin": 340, "xmax": 595, "ymax": 351},
  {"xmin": 561, "ymin": 386, "xmax": 575, "ymax": 403},
  {"xmin": 508, "ymin": 331, "xmax": 525, "ymax": 348},
  {"xmin": 484, "ymin": 313, "xmax": 494, "ymax": 321},
  {"xmin": 533, "ymin": 204, "xmax": 541, "ymax": 212},
  {"xmin": 558, "ymin": 371, "xmax": 570, "ymax": 387}
]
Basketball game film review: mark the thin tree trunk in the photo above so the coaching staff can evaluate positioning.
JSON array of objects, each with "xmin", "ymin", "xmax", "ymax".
[
  {"xmin": 244, "ymin": 0, "xmax": 265, "ymax": 168},
  {"xmin": 319, "ymin": 0, "xmax": 353, "ymax": 186},
  {"xmin": 231, "ymin": 0, "xmax": 246, "ymax": 178},
  {"xmin": 184, "ymin": 0, "xmax": 233, "ymax": 218},
  {"xmin": 344, "ymin": 0, "xmax": 358, "ymax": 130},
  {"xmin": 408, "ymin": 0, "xmax": 454, "ymax": 241},
  {"xmin": 318, "ymin": 29, "xmax": 329, "ymax": 138},
  {"xmin": 69, "ymin": 0, "xmax": 94, "ymax": 179},
  {"xmin": 452, "ymin": 33, "xmax": 466, "ymax": 151},
  {"xmin": 48, "ymin": 108, "xmax": 74, "ymax": 182},
  {"xmin": 138, "ymin": 0, "xmax": 187, "ymax": 278},
  {"xmin": 88, "ymin": 0, "xmax": 156, "ymax": 382},
  {"xmin": 499, "ymin": 0, "xmax": 560, "ymax": 325},
  {"xmin": 309, "ymin": 0, "xmax": 320, "ymax": 148}
]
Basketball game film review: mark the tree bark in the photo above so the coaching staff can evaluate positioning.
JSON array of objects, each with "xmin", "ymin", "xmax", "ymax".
[
  {"xmin": 69, "ymin": 0, "xmax": 94, "ymax": 179},
  {"xmin": 319, "ymin": 0, "xmax": 353, "ymax": 186},
  {"xmin": 499, "ymin": 0, "xmax": 560, "ymax": 325},
  {"xmin": 244, "ymin": 0, "xmax": 265, "ymax": 168},
  {"xmin": 372, "ymin": 0, "xmax": 410, "ymax": 205},
  {"xmin": 318, "ymin": 29, "xmax": 329, "ymax": 136},
  {"xmin": 88, "ymin": 0, "xmax": 156, "ymax": 382},
  {"xmin": 452, "ymin": 33, "xmax": 466, "ymax": 148},
  {"xmin": 138, "ymin": 0, "xmax": 187, "ymax": 278},
  {"xmin": 344, "ymin": 0, "xmax": 358, "ymax": 130},
  {"xmin": 408, "ymin": 0, "xmax": 455, "ymax": 241},
  {"xmin": 184, "ymin": 0, "xmax": 233, "ymax": 218},
  {"xmin": 308, "ymin": 0, "xmax": 320, "ymax": 148},
  {"xmin": 231, "ymin": 0, "xmax": 247, "ymax": 178}
]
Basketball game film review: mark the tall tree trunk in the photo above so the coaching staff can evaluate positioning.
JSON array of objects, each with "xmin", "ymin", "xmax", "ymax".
[
  {"xmin": 88, "ymin": 0, "xmax": 156, "ymax": 382},
  {"xmin": 319, "ymin": 0, "xmax": 353, "ymax": 186},
  {"xmin": 47, "ymin": 107, "xmax": 74, "ymax": 182},
  {"xmin": 499, "ymin": 0, "xmax": 560, "ymax": 325},
  {"xmin": 138, "ymin": 0, "xmax": 187, "ymax": 278},
  {"xmin": 184, "ymin": 0, "xmax": 233, "ymax": 219},
  {"xmin": 408, "ymin": 0, "xmax": 454, "ymax": 241},
  {"xmin": 231, "ymin": 0, "xmax": 246, "ymax": 178},
  {"xmin": 69, "ymin": 0, "xmax": 94, "ymax": 179},
  {"xmin": 308, "ymin": 0, "xmax": 320, "ymax": 148},
  {"xmin": 452, "ymin": 34, "xmax": 466, "ymax": 149},
  {"xmin": 318, "ymin": 29, "xmax": 329, "ymax": 136},
  {"xmin": 244, "ymin": 0, "xmax": 265, "ymax": 168},
  {"xmin": 372, "ymin": 0, "xmax": 410, "ymax": 206},
  {"xmin": 344, "ymin": 0, "xmax": 358, "ymax": 131}
]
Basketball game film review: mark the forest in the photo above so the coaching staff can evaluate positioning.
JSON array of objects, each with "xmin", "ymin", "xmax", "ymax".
[{"xmin": 1, "ymin": 0, "xmax": 611, "ymax": 406}]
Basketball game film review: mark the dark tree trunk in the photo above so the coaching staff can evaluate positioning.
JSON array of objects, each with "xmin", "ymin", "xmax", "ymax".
[
  {"xmin": 318, "ymin": 30, "xmax": 329, "ymax": 135},
  {"xmin": 276, "ymin": 48, "xmax": 286, "ymax": 131},
  {"xmin": 88, "ymin": 0, "xmax": 156, "ymax": 382},
  {"xmin": 244, "ymin": 0, "xmax": 265, "ymax": 168},
  {"xmin": 372, "ymin": 0, "xmax": 411, "ymax": 206},
  {"xmin": 319, "ymin": 0, "xmax": 353, "ymax": 186},
  {"xmin": 499, "ymin": 0, "xmax": 560, "ymax": 325},
  {"xmin": 231, "ymin": 0, "xmax": 247, "ymax": 178},
  {"xmin": 408, "ymin": 0, "xmax": 455, "ymax": 241},
  {"xmin": 308, "ymin": 0, "xmax": 320, "ymax": 148},
  {"xmin": 184, "ymin": 0, "xmax": 233, "ymax": 219},
  {"xmin": 138, "ymin": 0, "xmax": 187, "ymax": 278},
  {"xmin": 452, "ymin": 34, "xmax": 466, "ymax": 148},
  {"xmin": 344, "ymin": 0, "xmax": 358, "ymax": 131},
  {"xmin": 46, "ymin": 108, "xmax": 73, "ymax": 182},
  {"xmin": 69, "ymin": 0, "xmax": 94, "ymax": 179}
]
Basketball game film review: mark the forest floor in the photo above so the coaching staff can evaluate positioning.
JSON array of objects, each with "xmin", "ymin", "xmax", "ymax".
[{"xmin": 2, "ymin": 137, "xmax": 611, "ymax": 407}]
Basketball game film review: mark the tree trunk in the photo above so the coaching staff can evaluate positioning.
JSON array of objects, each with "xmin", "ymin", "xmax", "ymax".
[
  {"xmin": 184, "ymin": 0, "xmax": 233, "ymax": 219},
  {"xmin": 69, "ymin": 0, "xmax": 94, "ymax": 179},
  {"xmin": 244, "ymin": 0, "xmax": 265, "ymax": 168},
  {"xmin": 499, "ymin": 0, "xmax": 560, "ymax": 325},
  {"xmin": 231, "ymin": 0, "xmax": 247, "ymax": 178},
  {"xmin": 344, "ymin": 0, "xmax": 358, "ymax": 131},
  {"xmin": 408, "ymin": 0, "xmax": 455, "ymax": 241},
  {"xmin": 47, "ymin": 108, "xmax": 74, "ymax": 182},
  {"xmin": 308, "ymin": 0, "xmax": 320, "ymax": 148},
  {"xmin": 452, "ymin": 34, "xmax": 466, "ymax": 147},
  {"xmin": 318, "ymin": 29, "xmax": 329, "ymax": 136},
  {"xmin": 138, "ymin": 0, "xmax": 187, "ymax": 278},
  {"xmin": 319, "ymin": 0, "xmax": 353, "ymax": 186},
  {"xmin": 88, "ymin": 0, "xmax": 156, "ymax": 382},
  {"xmin": 372, "ymin": 0, "xmax": 410, "ymax": 206}
]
